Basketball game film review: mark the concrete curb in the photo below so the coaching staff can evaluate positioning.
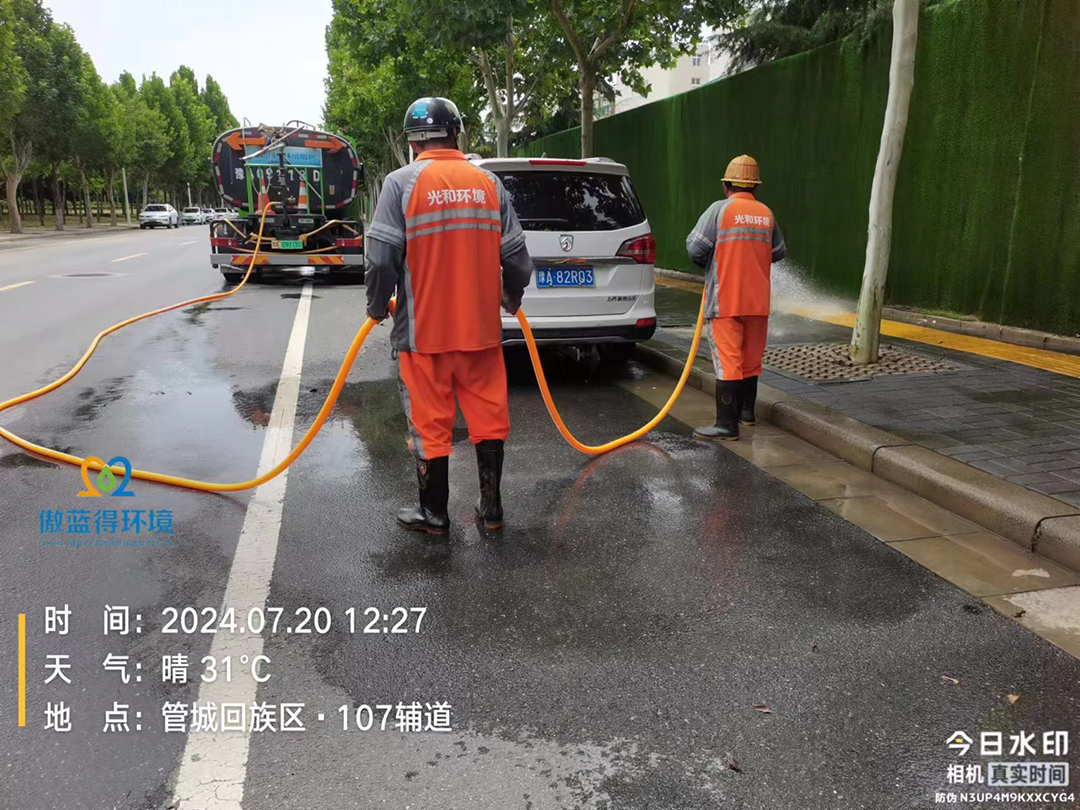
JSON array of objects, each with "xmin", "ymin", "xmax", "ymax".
[
  {"xmin": 881, "ymin": 307, "xmax": 1080, "ymax": 356},
  {"xmin": 635, "ymin": 341, "xmax": 1080, "ymax": 576}
]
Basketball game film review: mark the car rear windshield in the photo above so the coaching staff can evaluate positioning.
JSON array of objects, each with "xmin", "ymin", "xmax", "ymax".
[
  {"xmin": 184, "ymin": 208, "xmax": 199, "ymax": 213},
  {"xmin": 495, "ymin": 170, "xmax": 645, "ymax": 232},
  {"xmin": 145, "ymin": 205, "xmax": 166, "ymax": 211}
]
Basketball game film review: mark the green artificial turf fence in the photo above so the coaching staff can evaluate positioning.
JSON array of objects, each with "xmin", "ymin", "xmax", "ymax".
[{"xmin": 518, "ymin": 0, "xmax": 1080, "ymax": 335}]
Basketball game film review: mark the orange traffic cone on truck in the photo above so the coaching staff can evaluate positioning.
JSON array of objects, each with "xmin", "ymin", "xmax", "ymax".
[
  {"xmin": 297, "ymin": 177, "xmax": 309, "ymax": 213},
  {"xmin": 256, "ymin": 174, "xmax": 269, "ymax": 212}
]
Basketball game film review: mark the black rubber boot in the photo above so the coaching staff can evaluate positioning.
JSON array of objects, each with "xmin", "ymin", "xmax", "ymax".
[
  {"xmin": 739, "ymin": 376, "xmax": 759, "ymax": 426},
  {"xmin": 396, "ymin": 456, "xmax": 450, "ymax": 536},
  {"xmin": 474, "ymin": 439, "xmax": 504, "ymax": 530},
  {"xmin": 693, "ymin": 379, "xmax": 741, "ymax": 441}
]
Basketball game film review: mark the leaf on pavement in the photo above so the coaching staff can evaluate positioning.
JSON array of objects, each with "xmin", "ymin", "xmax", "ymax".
[
  {"xmin": 752, "ymin": 703, "xmax": 772, "ymax": 713},
  {"xmin": 1007, "ymin": 693, "xmax": 1020, "ymax": 704},
  {"xmin": 941, "ymin": 675, "xmax": 960, "ymax": 685},
  {"xmin": 721, "ymin": 752, "xmax": 742, "ymax": 772}
]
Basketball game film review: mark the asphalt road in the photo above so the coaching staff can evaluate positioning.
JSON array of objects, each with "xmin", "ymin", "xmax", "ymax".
[{"xmin": 1, "ymin": 227, "xmax": 1078, "ymax": 810}]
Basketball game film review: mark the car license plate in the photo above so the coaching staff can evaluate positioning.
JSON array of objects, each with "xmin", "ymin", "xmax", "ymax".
[
  {"xmin": 273, "ymin": 239, "xmax": 303, "ymax": 250},
  {"xmin": 536, "ymin": 267, "xmax": 594, "ymax": 288}
]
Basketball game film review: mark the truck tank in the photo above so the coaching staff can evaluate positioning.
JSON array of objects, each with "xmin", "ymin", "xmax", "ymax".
[{"xmin": 208, "ymin": 124, "xmax": 366, "ymax": 282}]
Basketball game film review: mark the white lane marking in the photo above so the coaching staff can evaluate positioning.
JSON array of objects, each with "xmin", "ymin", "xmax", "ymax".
[
  {"xmin": 0, "ymin": 281, "xmax": 34, "ymax": 293},
  {"xmin": 180, "ymin": 240, "xmax": 197, "ymax": 245},
  {"xmin": 172, "ymin": 283, "xmax": 313, "ymax": 810},
  {"xmin": 111, "ymin": 252, "xmax": 148, "ymax": 263}
]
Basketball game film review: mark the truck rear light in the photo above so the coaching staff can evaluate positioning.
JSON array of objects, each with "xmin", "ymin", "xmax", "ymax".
[
  {"xmin": 617, "ymin": 234, "xmax": 656, "ymax": 264},
  {"xmin": 335, "ymin": 238, "xmax": 363, "ymax": 248},
  {"xmin": 636, "ymin": 317, "xmax": 656, "ymax": 328},
  {"xmin": 210, "ymin": 237, "xmax": 238, "ymax": 248},
  {"xmin": 528, "ymin": 159, "xmax": 586, "ymax": 166}
]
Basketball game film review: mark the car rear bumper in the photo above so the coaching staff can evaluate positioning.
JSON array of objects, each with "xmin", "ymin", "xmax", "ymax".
[{"xmin": 501, "ymin": 297, "xmax": 656, "ymax": 344}]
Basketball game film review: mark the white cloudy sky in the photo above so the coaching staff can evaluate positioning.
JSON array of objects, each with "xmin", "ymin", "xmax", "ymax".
[{"xmin": 46, "ymin": 0, "xmax": 333, "ymax": 128}]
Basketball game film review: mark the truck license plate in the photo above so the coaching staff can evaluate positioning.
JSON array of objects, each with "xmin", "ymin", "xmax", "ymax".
[{"xmin": 273, "ymin": 239, "xmax": 303, "ymax": 250}]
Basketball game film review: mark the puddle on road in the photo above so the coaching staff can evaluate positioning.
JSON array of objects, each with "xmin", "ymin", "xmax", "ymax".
[
  {"xmin": 231, "ymin": 381, "xmax": 278, "ymax": 427},
  {"xmin": 182, "ymin": 302, "xmax": 245, "ymax": 326},
  {"xmin": 74, "ymin": 377, "xmax": 128, "ymax": 422},
  {"xmin": 0, "ymin": 452, "xmax": 59, "ymax": 469}
]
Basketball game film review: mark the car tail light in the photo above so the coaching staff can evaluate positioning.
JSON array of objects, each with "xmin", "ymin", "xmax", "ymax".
[
  {"xmin": 335, "ymin": 237, "xmax": 363, "ymax": 248},
  {"xmin": 528, "ymin": 159, "xmax": 586, "ymax": 166},
  {"xmin": 636, "ymin": 317, "xmax": 656, "ymax": 328},
  {"xmin": 617, "ymin": 234, "xmax": 656, "ymax": 264},
  {"xmin": 210, "ymin": 237, "xmax": 238, "ymax": 248}
]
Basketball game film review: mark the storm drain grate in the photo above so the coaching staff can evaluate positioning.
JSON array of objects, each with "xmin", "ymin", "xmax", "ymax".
[{"xmin": 763, "ymin": 342, "xmax": 963, "ymax": 382}]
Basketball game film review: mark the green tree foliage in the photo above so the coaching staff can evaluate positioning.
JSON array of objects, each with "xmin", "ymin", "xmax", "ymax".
[
  {"xmin": 140, "ymin": 73, "xmax": 191, "ymax": 195},
  {"xmin": 201, "ymin": 75, "xmax": 238, "ymax": 132},
  {"xmin": 325, "ymin": 0, "xmax": 479, "ymax": 188},
  {"xmin": 170, "ymin": 66, "xmax": 215, "ymax": 192},
  {"xmin": 0, "ymin": 0, "xmax": 28, "ymax": 231},
  {"xmin": 33, "ymin": 18, "xmax": 87, "ymax": 230},
  {"xmin": 548, "ymin": 0, "xmax": 741, "ymax": 156},
  {"xmin": 0, "ymin": 3, "xmax": 240, "ymax": 231},
  {"xmin": 718, "ymin": 0, "xmax": 900, "ymax": 72},
  {"xmin": 72, "ymin": 54, "xmax": 119, "ymax": 227}
]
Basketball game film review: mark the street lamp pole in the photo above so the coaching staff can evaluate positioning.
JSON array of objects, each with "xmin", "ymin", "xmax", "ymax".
[{"xmin": 187, "ymin": 182, "xmax": 192, "ymax": 208}]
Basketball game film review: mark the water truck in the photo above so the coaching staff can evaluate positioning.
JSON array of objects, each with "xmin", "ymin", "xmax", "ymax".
[{"xmin": 208, "ymin": 123, "xmax": 365, "ymax": 282}]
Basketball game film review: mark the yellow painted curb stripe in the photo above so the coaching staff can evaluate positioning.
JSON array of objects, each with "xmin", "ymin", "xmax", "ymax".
[
  {"xmin": 784, "ymin": 305, "xmax": 1080, "ymax": 379},
  {"xmin": 653, "ymin": 276, "xmax": 1080, "ymax": 379}
]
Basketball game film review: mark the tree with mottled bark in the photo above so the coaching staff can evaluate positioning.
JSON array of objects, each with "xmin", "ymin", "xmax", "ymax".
[{"xmin": 850, "ymin": 0, "xmax": 918, "ymax": 365}]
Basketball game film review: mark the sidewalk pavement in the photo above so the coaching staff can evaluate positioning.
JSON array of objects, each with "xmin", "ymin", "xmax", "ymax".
[
  {"xmin": 0, "ymin": 223, "xmax": 142, "ymax": 250},
  {"xmin": 643, "ymin": 278, "xmax": 1080, "ymax": 576}
]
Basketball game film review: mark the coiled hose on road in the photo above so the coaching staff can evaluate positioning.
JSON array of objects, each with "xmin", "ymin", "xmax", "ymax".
[{"xmin": 0, "ymin": 203, "xmax": 706, "ymax": 493}]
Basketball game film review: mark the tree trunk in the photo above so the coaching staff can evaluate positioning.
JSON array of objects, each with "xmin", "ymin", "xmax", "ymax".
[
  {"xmin": 32, "ymin": 179, "xmax": 44, "ymax": 226},
  {"xmin": 51, "ymin": 163, "xmax": 65, "ymax": 231},
  {"xmin": 107, "ymin": 168, "xmax": 118, "ymax": 226},
  {"xmin": 579, "ymin": 70, "xmax": 597, "ymax": 158},
  {"xmin": 850, "ymin": 0, "xmax": 918, "ymax": 365},
  {"xmin": 78, "ymin": 163, "xmax": 94, "ymax": 228},
  {"xmin": 496, "ymin": 117, "xmax": 511, "ymax": 158},
  {"xmin": 5, "ymin": 174, "xmax": 23, "ymax": 234},
  {"xmin": 142, "ymin": 174, "xmax": 149, "ymax": 209}
]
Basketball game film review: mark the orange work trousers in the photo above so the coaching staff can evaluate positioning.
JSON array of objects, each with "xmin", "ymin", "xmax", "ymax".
[
  {"xmin": 397, "ymin": 346, "xmax": 510, "ymax": 459},
  {"xmin": 706, "ymin": 316, "xmax": 769, "ymax": 381}
]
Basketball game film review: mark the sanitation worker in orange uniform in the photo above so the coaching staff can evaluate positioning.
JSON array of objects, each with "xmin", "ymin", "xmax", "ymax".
[
  {"xmin": 365, "ymin": 97, "xmax": 533, "ymax": 536},
  {"xmin": 686, "ymin": 155, "xmax": 786, "ymax": 441}
]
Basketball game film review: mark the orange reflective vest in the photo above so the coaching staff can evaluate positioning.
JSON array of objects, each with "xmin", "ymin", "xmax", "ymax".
[
  {"xmin": 366, "ymin": 149, "xmax": 530, "ymax": 353},
  {"xmin": 686, "ymin": 192, "xmax": 786, "ymax": 318}
]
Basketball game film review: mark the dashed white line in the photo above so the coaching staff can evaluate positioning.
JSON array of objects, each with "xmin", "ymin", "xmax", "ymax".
[
  {"xmin": 0, "ymin": 281, "xmax": 34, "ymax": 293},
  {"xmin": 111, "ymin": 252, "xmax": 148, "ymax": 263},
  {"xmin": 180, "ymin": 240, "xmax": 197, "ymax": 245},
  {"xmin": 172, "ymin": 283, "xmax": 313, "ymax": 810}
]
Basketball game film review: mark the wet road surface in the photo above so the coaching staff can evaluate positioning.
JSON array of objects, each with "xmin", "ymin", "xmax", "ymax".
[{"xmin": 1, "ymin": 232, "xmax": 1078, "ymax": 810}]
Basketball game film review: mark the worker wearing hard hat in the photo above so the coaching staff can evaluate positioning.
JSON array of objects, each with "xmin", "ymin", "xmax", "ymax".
[
  {"xmin": 685, "ymin": 155, "xmax": 786, "ymax": 440},
  {"xmin": 365, "ymin": 97, "xmax": 534, "ymax": 535}
]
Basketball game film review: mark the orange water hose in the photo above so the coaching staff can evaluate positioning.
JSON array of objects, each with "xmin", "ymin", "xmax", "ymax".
[{"xmin": 0, "ymin": 202, "xmax": 706, "ymax": 492}]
